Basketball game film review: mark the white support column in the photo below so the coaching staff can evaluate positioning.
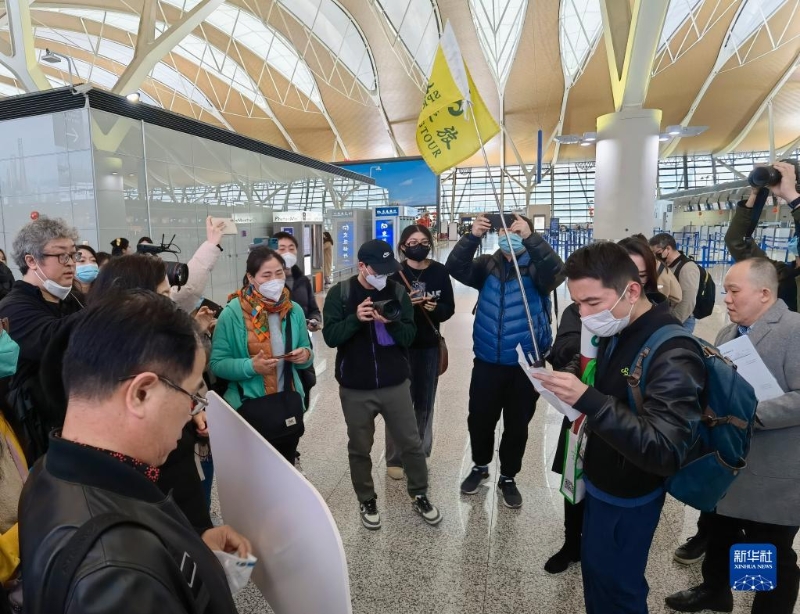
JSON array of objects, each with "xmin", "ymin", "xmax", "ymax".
[
  {"xmin": 0, "ymin": 0, "xmax": 50, "ymax": 91},
  {"xmin": 599, "ymin": 0, "xmax": 670, "ymax": 111},
  {"xmin": 113, "ymin": 0, "xmax": 225, "ymax": 96},
  {"xmin": 594, "ymin": 108, "xmax": 662, "ymax": 241}
]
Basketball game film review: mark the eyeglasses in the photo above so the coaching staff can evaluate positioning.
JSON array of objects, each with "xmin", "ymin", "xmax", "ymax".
[
  {"xmin": 42, "ymin": 252, "xmax": 83, "ymax": 265},
  {"xmin": 119, "ymin": 374, "xmax": 207, "ymax": 416},
  {"xmin": 405, "ymin": 240, "xmax": 431, "ymax": 247}
]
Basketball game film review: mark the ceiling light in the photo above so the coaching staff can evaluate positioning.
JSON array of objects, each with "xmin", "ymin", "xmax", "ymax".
[
  {"xmin": 111, "ymin": 172, "xmax": 118, "ymax": 175},
  {"xmin": 126, "ymin": 92, "xmax": 140, "ymax": 103},
  {"xmin": 659, "ymin": 133, "xmax": 671, "ymax": 142},
  {"xmin": 666, "ymin": 125, "xmax": 682, "ymax": 136},
  {"xmin": 554, "ymin": 135, "xmax": 582, "ymax": 145},
  {"xmin": 41, "ymin": 49, "xmax": 62, "ymax": 64},
  {"xmin": 582, "ymin": 132, "xmax": 597, "ymax": 142},
  {"xmin": 580, "ymin": 140, "xmax": 593, "ymax": 147}
]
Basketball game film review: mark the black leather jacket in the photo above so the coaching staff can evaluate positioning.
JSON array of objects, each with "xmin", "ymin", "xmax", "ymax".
[
  {"xmin": 20, "ymin": 436, "xmax": 238, "ymax": 614},
  {"xmin": 574, "ymin": 301, "xmax": 706, "ymax": 498}
]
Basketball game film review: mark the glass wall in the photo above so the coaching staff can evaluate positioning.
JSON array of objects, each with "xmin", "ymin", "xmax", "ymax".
[{"xmin": 0, "ymin": 108, "xmax": 95, "ymax": 266}]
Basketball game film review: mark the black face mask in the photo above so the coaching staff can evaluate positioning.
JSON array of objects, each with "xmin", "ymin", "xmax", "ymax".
[{"xmin": 404, "ymin": 245, "xmax": 431, "ymax": 262}]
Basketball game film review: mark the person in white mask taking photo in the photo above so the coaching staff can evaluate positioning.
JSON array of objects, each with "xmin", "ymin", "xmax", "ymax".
[
  {"xmin": 322, "ymin": 239, "xmax": 442, "ymax": 531},
  {"xmin": 211, "ymin": 246, "xmax": 314, "ymax": 465},
  {"xmin": 534, "ymin": 241, "xmax": 705, "ymax": 614}
]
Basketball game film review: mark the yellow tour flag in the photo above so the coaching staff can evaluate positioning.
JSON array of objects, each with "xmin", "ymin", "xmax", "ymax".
[{"xmin": 416, "ymin": 28, "xmax": 499, "ymax": 175}]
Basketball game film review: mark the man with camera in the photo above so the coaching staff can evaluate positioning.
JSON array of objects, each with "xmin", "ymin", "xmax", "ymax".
[
  {"xmin": 446, "ymin": 212, "xmax": 564, "ymax": 508},
  {"xmin": 322, "ymin": 239, "xmax": 441, "ymax": 530},
  {"xmin": 725, "ymin": 161, "xmax": 800, "ymax": 313}
]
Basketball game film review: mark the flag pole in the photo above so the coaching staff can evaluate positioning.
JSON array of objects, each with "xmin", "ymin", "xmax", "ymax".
[{"xmin": 466, "ymin": 108, "xmax": 544, "ymax": 367}]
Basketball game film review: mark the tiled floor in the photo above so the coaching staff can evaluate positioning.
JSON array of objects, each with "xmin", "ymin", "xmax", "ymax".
[{"xmin": 219, "ymin": 254, "xmax": 798, "ymax": 614}]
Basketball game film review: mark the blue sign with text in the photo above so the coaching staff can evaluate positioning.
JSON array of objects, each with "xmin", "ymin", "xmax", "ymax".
[
  {"xmin": 730, "ymin": 544, "xmax": 777, "ymax": 592},
  {"xmin": 336, "ymin": 220, "xmax": 354, "ymax": 267},
  {"xmin": 375, "ymin": 207, "xmax": 399, "ymax": 217},
  {"xmin": 375, "ymin": 219, "xmax": 394, "ymax": 248}
]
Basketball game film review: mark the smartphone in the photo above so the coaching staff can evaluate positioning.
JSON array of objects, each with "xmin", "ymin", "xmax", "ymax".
[
  {"xmin": 210, "ymin": 217, "xmax": 238, "ymax": 235},
  {"xmin": 484, "ymin": 213, "xmax": 516, "ymax": 231},
  {"xmin": 200, "ymin": 298, "xmax": 223, "ymax": 318}
]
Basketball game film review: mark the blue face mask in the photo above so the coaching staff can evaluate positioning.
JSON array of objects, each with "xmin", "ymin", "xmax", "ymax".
[
  {"xmin": 498, "ymin": 233, "xmax": 524, "ymax": 255},
  {"xmin": 0, "ymin": 332, "xmax": 19, "ymax": 378},
  {"xmin": 75, "ymin": 263, "xmax": 99, "ymax": 283}
]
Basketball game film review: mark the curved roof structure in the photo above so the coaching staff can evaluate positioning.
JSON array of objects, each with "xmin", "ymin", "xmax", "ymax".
[{"xmin": 0, "ymin": 0, "xmax": 797, "ymax": 166}]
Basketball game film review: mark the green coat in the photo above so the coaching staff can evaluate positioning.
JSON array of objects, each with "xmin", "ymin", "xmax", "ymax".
[{"xmin": 210, "ymin": 297, "xmax": 314, "ymax": 410}]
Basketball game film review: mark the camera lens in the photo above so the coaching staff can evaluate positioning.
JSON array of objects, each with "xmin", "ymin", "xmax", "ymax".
[
  {"xmin": 165, "ymin": 261, "xmax": 189, "ymax": 288},
  {"xmin": 372, "ymin": 299, "xmax": 402, "ymax": 322},
  {"xmin": 748, "ymin": 166, "xmax": 782, "ymax": 189}
]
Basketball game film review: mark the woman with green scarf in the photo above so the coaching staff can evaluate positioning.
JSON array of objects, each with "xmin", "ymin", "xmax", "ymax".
[{"xmin": 211, "ymin": 246, "xmax": 314, "ymax": 464}]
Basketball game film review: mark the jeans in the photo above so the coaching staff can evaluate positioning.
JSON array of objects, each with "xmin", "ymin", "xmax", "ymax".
[
  {"xmin": 467, "ymin": 358, "xmax": 537, "ymax": 478},
  {"xmin": 701, "ymin": 513, "xmax": 799, "ymax": 614},
  {"xmin": 582, "ymin": 489, "xmax": 666, "ymax": 614},
  {"xmin": 340, "ymin": 380, "xmax": 428, "ymax": 502},
  {"xmin": 683, "ymin": 315, "xmax": 696, "ymax": 333},
  {"xmin": 385, "ymin": 346, "xmax": 440, "ymax": 465}
]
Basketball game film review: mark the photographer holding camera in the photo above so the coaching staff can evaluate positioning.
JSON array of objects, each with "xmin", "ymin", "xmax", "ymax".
[
  {"xmin": 446, "ymin": 212, "xmax": 564, "ymax": 508},
  {"xmin": 724, "ymin": 161, "xmax": 800, "ymax": 313},
  {"xmin": 322, "ymin": 239, "xmax": 442, "ymax": 531}
]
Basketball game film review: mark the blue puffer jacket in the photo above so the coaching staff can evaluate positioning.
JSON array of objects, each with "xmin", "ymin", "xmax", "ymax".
[{"xmin": 446, "ymin": 232, "xmax": 565, "ymax": 366}]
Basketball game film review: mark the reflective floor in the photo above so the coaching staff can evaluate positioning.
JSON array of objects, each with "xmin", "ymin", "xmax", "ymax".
[{"xmin": 221, "ymin": 254, "xmax": 798, "ymax": 614}]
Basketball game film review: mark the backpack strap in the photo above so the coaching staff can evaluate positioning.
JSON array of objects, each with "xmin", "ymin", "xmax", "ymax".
[
  {"xmin": 672, "ymin": 256, "xmax": 688, "ymax": 280},
  {"xmin": 44, "ymin": 513, "xmax": 208, "ymax": 613},
  {"xmin": 657, "ymin": 262, "xmax": 666, "ymax": 276},
  {"xmin": 626, "ymin": 324, "xmax": 695, "ymax": 413},
  {"xmin": 339, "ymin": 277, "xmax": 351, "ymax": 309}
]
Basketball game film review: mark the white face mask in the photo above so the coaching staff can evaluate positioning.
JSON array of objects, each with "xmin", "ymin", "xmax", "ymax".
[
  {"xmin": 34, "ymin": 268, "xmax": 71, "ymax": 301},
  {"xmin": 365, "ymin": 272, "xmax": 387, "ymax": 291},
  {"xmin": 580, "ymin": 285, "xmax": 635, "ymax": 338},
  {"xmin": 281, "ymin": 252, "xmax": 297, "ymax": 269},
  {"xmin": 258, "ymin": 279, "xmax": 285, "ymax": 301}
]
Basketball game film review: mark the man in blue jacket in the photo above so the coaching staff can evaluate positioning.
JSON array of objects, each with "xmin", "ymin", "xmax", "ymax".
[{"xmin": 446, "ymin": 213, "xmax": 564, "ymax": 507}]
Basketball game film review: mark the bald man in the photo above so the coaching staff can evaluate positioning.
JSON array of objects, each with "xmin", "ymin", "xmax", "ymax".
[{"xmin": 666, "ymin": 258, "xmax": 800, "ymax": 614}]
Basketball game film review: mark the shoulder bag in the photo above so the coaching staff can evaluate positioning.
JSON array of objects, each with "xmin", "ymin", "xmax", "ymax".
[{"xmin": 237, "ymin": 317, "xmax": 305, "ymax": 441}]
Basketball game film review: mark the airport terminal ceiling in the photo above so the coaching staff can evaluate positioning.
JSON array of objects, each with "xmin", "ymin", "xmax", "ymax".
[{"xmin": 0, "ymin": 0, "xmax": 798, "ymax": 169}]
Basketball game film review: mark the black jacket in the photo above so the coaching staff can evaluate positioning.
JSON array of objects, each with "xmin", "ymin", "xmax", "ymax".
[
  {"xmin": 548, "ymin": 303, "xmax": 581, "ymax": 474},
  {"xmin": 0, "ymin": 281, "xmax": 83, "ymax": 460},
  {"xmin": 390, "ymin": 260, "xmax": 455, "ymax": 349},
  {"xmin": 725, "ymin": 202, "xmax": 800, "ymax": 312},
  {"xmin": 287, "ymin": 266, "xmax": 321, "ymax": 322},
  {"xmin": 0, "ymin": 264, "xmax": 14, "ymax": 300},
  {"xmin": 322, "ymin": 277, "xmax": 415, "ymax": 390},
  {"xmin": 574, "ymin": 301, "xmax": 706, "ymax": 498},
  {"xmin": 20, "ymin": 436, "xmax": 237, "ymax": 614}
]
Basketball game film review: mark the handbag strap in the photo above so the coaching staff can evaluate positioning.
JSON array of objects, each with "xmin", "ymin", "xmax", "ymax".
[
  {"xmin": 283, "ymin": 313, "xmax": 294, "ymax": 392},
  {"xmin": 397, "ymin": 269, "xmax": 441, "ymax": 339}
]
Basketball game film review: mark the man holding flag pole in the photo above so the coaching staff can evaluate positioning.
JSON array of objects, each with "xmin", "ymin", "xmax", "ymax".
[{"xmin": 419, "ymin": 23, "xmax": 565, "ymax": 508}]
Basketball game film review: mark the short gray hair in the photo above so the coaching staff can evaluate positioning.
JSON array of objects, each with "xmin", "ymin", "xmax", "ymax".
[
  {"xmin": 744, "ymin": 257, "xmax": 779, "ymax": 296},
  {"xmin": 13, "ymin": 216, "xmax": 79, "ymax": 274}
]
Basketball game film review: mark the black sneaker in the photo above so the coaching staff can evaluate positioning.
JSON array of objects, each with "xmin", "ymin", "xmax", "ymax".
[
  {"xmin": 412, "ymin": 495, "xmax": 442, "ymax": 526},
  {"xmin": 498, "ymin": 477, "xmax": 522, "ymax": 508},
  {"xmin": 359, "ymin": 498, "xmax": 381, "ymax": 530},
  {"xmin": 460, "ymin": 466, "xmax": 490, "ymax": 494},
  {"xmin": 673, "ymin": 533, "xmax": 708, "ymax": 565}
]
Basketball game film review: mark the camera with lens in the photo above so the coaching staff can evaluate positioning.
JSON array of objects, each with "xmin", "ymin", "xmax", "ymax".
[
  {"xmin": 747, "ymin": 159, "xmax": 800, "ymax": 190},
  {"xmin": 372, "ymin": 299, "xmax": 402, "ymax": 322},
  {"xmin": 137, "ymin": 234, "xmax": 189, "ymax": 288}
]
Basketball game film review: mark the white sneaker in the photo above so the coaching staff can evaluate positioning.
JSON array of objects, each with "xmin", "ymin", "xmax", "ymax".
[
  {"xmin": 360, "ymin": 498, "xmax": 381, "ymax": 530},
  {"xmin": 387, "ymin": 466, "xmax": 405, "ymax": 480},
  {"xmin": 412, "ymin": 495, "xmax": 442, "ymax": 526}
]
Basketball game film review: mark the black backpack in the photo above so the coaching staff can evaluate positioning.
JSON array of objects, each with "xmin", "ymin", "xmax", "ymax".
[{"xmin": 672, "ymin": 254, "xmax": 716, "ymax": 319}]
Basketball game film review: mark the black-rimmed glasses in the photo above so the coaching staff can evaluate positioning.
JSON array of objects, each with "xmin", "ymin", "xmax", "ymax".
[
  {"xmin": 41, "ymin": 252, "xmax": 83, "ymax": 265},
  {"xmin": 119, "ymin": 374, "xmax": 207, "ymax": 416}
]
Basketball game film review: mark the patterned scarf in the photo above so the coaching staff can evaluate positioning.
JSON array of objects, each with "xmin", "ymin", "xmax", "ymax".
[{"xmin": 231, "ymin": 284, "xmax": 293, "ymax": 343}]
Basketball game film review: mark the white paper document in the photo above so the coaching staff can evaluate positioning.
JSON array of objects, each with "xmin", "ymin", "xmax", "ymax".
[
  {"xmin": 516, "ymin": 345, "xmax": 583, "ymax": 422},
  {"xmin": 717, "ymin": 335, "xmax": 784, "ymax": 401}
]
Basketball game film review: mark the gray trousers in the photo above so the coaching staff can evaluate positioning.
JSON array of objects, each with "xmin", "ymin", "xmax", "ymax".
[{"xmin": 340, "ymin": 380, "xmax": 428, "ymax": 502}]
